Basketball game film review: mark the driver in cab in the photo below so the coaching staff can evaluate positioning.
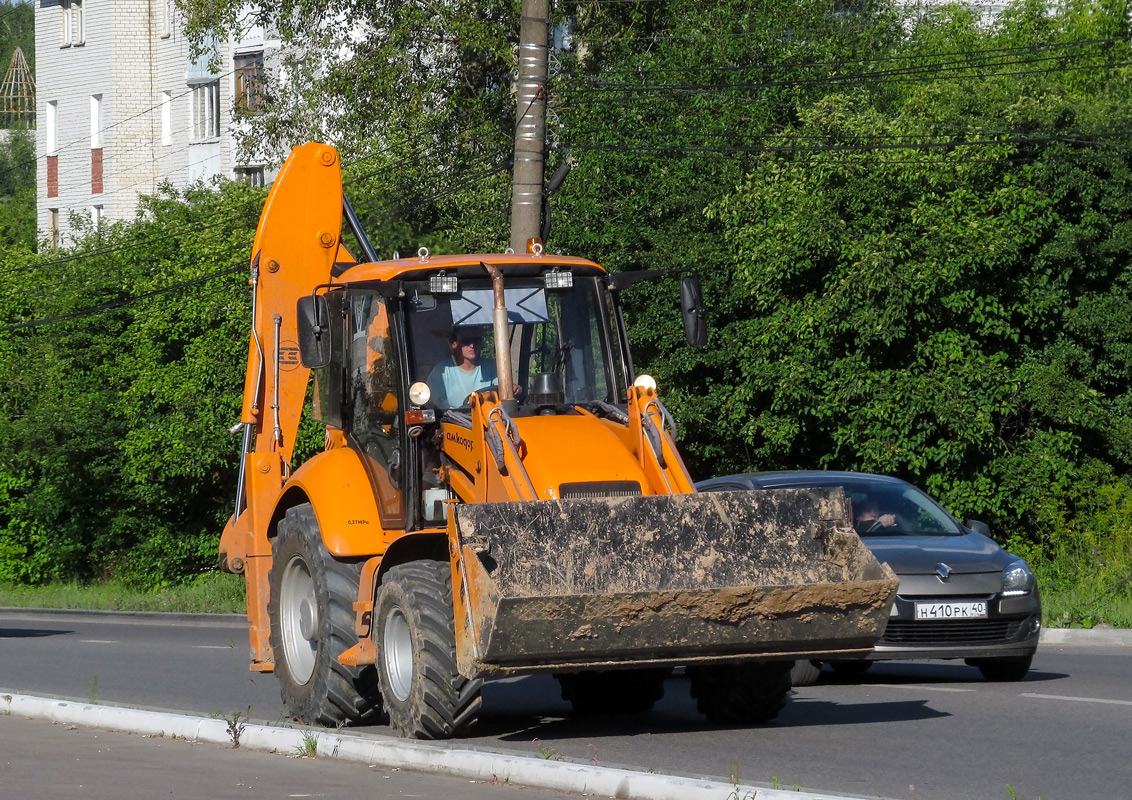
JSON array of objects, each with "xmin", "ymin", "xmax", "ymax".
[{"xmin": 426, "ymin": 326, "xmax": 499, "ymax": 410}]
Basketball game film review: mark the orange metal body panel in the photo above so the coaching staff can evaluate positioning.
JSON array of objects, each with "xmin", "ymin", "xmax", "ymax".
[
  {"xmin": 626, "ymin": 383, "xmax": 696, "ymax": 495},
  {"xmin": 507, "ymin": 414, "xmax": 652, "ymax": 499},
  {"xmin": 336, "ymin": 253, "xmax": 602, "ymax": 284},
  {"xmin": 222, "ymin": 143, "xmax": 348, "ymax": 667},
  {"xmin": 283, "ymin": 449, "xmax": 387, "ymax": 557}
]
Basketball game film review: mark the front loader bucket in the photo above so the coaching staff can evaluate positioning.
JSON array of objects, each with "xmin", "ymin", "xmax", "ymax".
[{"xmin": 449, "ymin": 488, "xmax": 899, "ymax": 677}]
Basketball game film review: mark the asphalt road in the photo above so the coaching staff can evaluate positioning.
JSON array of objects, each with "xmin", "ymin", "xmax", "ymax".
[{"xmin": 3, "ymin": 610, "xmax": 1131, "ymax": 800}]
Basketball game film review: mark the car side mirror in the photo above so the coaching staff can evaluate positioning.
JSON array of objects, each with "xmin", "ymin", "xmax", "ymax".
[
  {"xmin": 297, "ymin": 294, "xmax": 332, "ymax": 368},
  {"xmin": 680, "ymin": 275, "xmax": 707, "ymax": 347},
  {"xmin": 966, "ymin": 519, "xmax": 991, "ymax": 536}
]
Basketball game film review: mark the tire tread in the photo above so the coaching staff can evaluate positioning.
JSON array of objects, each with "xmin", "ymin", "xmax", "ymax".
[{"xmin": 376, "ymin": 560, "xmax": 482, "ymax": 739}]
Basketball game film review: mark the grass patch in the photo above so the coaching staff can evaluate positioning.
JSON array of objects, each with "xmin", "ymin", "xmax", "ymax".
[
  {"xmin": 1038, "ymin": 583, "xmax": 1132, "ymax": 630},
  {"xmin": 0, "ymin": 571, "xmax": 245, "ymax": 614}
]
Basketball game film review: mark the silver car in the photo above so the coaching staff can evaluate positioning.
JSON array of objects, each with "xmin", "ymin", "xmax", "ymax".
[{"xmin": 696, "ymin": 471, "xmax": 1041, "ymax": 684}]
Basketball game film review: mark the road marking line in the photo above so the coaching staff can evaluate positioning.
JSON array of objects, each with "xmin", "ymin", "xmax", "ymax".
[
  {"xmin": 873, "ymin": 684, "xmax": 976, "ymax": 693},
  {"xmin": 1022, "ymin": 692, "xmax": 1132, "ymax": 707},
  {"xmin": 79, "ymin": 639, "xmax": 119, "ymax": 644},
  {"xmin": 191, "ymin": 645, "xmax": 231, "ymax": 650}
]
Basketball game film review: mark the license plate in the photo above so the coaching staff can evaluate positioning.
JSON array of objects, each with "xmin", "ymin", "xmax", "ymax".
[{"xmin": 915, "ymin": 601, "xmax": 987, "ymax": 620}]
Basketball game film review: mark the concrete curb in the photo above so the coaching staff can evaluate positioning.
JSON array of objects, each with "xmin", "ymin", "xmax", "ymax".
[
  {"xmin": 2, "ymin": 692, "xmax": 873, "ymax": 800},
  {"xmin": 1039, "ymin": 627, "xmax": 1132, "ymax": 646}
]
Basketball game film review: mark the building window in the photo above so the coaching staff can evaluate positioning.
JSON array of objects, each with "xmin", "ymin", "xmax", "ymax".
[
  {"xmin": 73, "ymin": 0, "xmax": 84, "ymax": 45},
  {"xmin": 61, "ymin": 1, "xmax": 72, "ymax": 46},
  {"xmin": 90, "ymin": 94, "xmax": 102, "ymax": 147},
  {"xmin": 92, "ymin": 205, "xmax": 103, "ymax": 233},
  {"xmin": 160, "ymin": 0, "xmax": 173, "ymax": 38},
  {"xmin": 91, "ymin": 148, "xmax": 103, "ymax": 194},
  {"xmin": 191, "ymin": 81, "xmax": 220, "ymax": 139},
  {"xmin": 235, "ymin": 166, "xmax": 266, "ymax": 187},
  {"xmin": 48, "ymin": 209, "xmax": 59, "ymax": 249},
  {"xmin": 46, "ymin": 100, "xmax": 57, "ymax": 154},
  {"xmin": 161, "ymin": 91, "xmax": 172, "ymax": 144},
  {"xmin": 234, "ymin": 51, "xmax": 265, "ymax": 114}
]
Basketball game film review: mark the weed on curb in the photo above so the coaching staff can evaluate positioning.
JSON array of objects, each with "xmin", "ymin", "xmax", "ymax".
[
  {"xmin": 294, "ymin": 730, "xmax": 318, "ymax": 758},
  {"xmin": 225, "ymin": 706, "xmax": 250, "ymax": 748}
]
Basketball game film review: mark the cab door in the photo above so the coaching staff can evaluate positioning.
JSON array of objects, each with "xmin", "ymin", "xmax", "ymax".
[{"xmin": 343, "ymin": 289, "xmax": 406, "ymax": 528}]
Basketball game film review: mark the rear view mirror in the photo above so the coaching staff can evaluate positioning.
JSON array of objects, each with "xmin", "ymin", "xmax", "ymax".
[
  {"xmin": 297, "ymin": 294, "xmax": 332, "ymax": 368},
  {"xmin": 680, "ymin": 275, "xmax": 708, "ymax": 347},
  {"xmin": 966, "ymin": 519, "xmax": 991, "ymax": 536}
]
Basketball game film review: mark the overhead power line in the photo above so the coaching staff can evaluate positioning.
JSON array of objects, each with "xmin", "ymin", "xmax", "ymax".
[
  {"xmin": 0, "ymin": 267, "xmax": 244, "ymax": 332},
  {"xmin": 0, "ymin": 147, "xmax": 513, "ymax": 329}
]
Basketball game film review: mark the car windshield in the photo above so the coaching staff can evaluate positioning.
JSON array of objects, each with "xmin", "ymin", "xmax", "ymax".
[
  {"xmin": 841, "ymin": 481, "xmax": 963, "ymax": 537},
  {"xmin": 772, "ymin": 479, "xmax": 964, "ymax": 537}
]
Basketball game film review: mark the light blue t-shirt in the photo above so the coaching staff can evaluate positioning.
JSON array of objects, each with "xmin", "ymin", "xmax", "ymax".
[{"xmin": 426, "ymin": 357, "xmax": 498, "ymax": 409}]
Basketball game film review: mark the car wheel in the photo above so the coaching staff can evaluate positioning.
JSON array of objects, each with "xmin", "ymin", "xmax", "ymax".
[
  {"xmin": 555, "ymin": 668, "xmax": 671, "ymax": 715},
  {"xmin": 828, "ymin": 660, "xmax": 872, "ymax": 677},
  {"xmin": 375, "ymin": 560, "xmax": 482, "ymax": 739},
  {"xmin": 789, "ymin": 660, "xmax": 822, "ymax": 687},
  {"xmin": 268, "ymin": 504, "xmax": 382, "ymax": 726},
  {"xmin": 966, "ymin": 655, "xmax": 1032, "ymax": 682},
  {"xmin": 686, "ymin": 661, "xmax": 792, "ymax": 724}
]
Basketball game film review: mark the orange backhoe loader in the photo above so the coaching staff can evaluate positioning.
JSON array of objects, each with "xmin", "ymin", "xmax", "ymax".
[{"xmin": 219, "ymin": 142, "xmax": 899, "ymax": 739}]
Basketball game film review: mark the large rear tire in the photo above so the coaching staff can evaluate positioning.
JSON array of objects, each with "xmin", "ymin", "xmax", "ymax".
[
  {"xmin": 268, "ymin": 504, "xmax": 382, "ymax": 726},
  {"xmin": 374, "ymin": 561, "xmax": 482, "ymax": 739},
  {"xmin": 556, "ymin": 668, "xmax": 671, "ymax": 716},
  {"xmin": 686, "ymin": 661, "xmax": 792, "ymax": 724}
]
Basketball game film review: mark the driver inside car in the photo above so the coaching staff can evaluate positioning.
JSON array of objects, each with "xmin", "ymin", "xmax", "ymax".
[{"xmin": 854, "ymin": 501, "xmax": 899, "ymax": 534}]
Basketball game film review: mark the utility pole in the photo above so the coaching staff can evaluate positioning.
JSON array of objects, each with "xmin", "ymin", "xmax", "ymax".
[{"xmin": 509, "ymin": 0, "xmax": 549, "ymax": 253}]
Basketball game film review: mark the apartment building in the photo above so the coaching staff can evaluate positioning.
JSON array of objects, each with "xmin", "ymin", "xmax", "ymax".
[{"xmin": 35, "ymin": 0, "xmax": 277, "ymax": 244}]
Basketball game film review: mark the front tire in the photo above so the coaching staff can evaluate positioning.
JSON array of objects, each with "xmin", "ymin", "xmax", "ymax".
[
  {"xmin": 686, "ymin": 661, "xmax": 792, "ymax": 724},
  {"xmin": 967, "ymin": 655, "xmax": 1032, "ymax": 682},
  {"xmin": 375, "ymin": 561, "xmax": 482, "ymax": 739},
  {"xmin": 268, "ymin": 504, "xmax": 381, "ymax": 726},
  {"xmin": 789, "ymin": 660, "xmax": 823, "ymax": 687}
]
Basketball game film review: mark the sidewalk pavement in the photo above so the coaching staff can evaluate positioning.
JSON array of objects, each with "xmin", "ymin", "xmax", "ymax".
[{"xmin": 0, "ymin": 712, "xmax": 578, "ymax": 800}]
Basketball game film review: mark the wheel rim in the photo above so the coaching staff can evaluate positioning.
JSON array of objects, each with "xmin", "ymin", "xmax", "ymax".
[
  {"xmin": 383, "ymin": 604, "xmax": 414, "ymax": 702},
  {"xmin": 279, "ymin": 554, "xmax": 318, "ymax": 685}
]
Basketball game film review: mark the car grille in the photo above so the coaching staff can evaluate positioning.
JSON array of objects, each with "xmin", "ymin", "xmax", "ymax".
[{"xmin": 882, "ymin": 619, "xmax": 1026, "ymax": 645}]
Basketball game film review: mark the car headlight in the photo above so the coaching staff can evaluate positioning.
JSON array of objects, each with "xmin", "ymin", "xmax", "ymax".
[{"xmin": 1001, "ymin": 559, "xmax": 1035, "ymax": 597}]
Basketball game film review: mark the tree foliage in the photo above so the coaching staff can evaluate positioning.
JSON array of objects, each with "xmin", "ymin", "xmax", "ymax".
[
  {"xmin": 0, "ymin": 181, "xmax": 263, "ymax": 587},
  {"xmin": 0, "ymin": 0, "xmax": 33, "ymax": 71},
  {"xmin": 702, "ymin": 0, "xmax": 1132, "ymax": 562},
  {"xmin": 2, "ymin": 0, "xmax": 1131, "ymax": 600},
  {"xmin": 0, "ymin": 128, "xmax": 37, "ymax": 250}
]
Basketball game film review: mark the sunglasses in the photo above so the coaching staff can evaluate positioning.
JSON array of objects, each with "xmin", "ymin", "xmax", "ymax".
[{"xmin": 457, "ymin": 336, "xmax": 483, "ymax": 346}]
